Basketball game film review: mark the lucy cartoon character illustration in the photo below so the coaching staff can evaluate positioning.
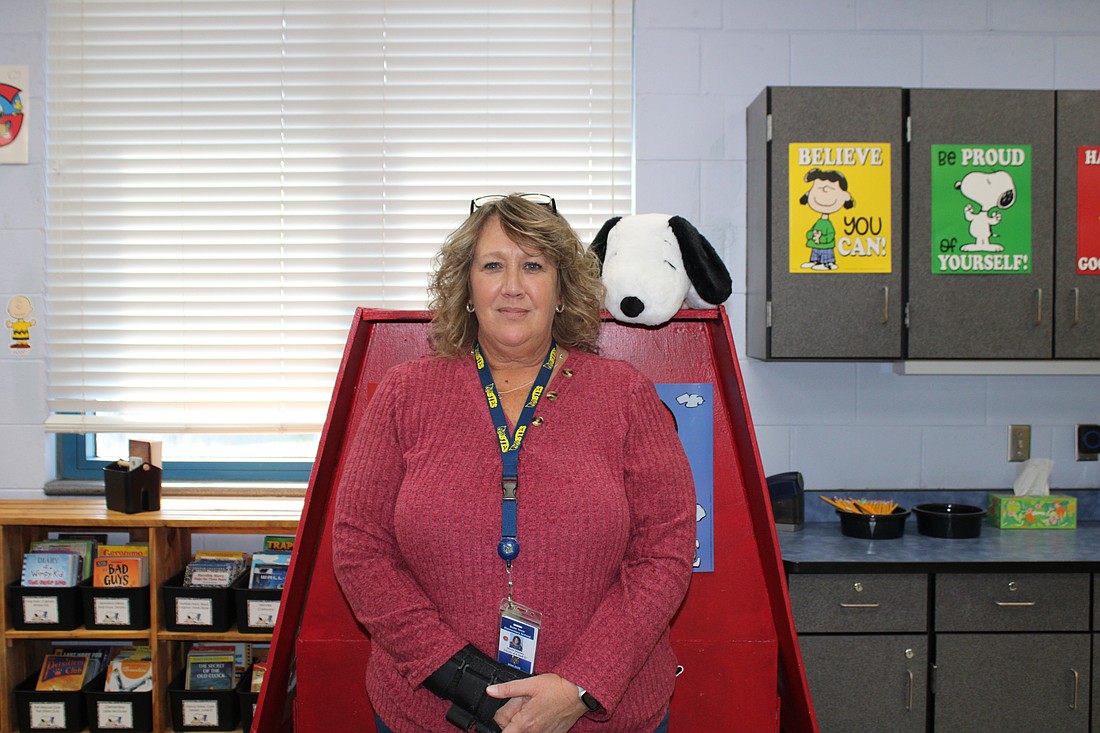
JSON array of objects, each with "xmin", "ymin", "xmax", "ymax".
[
  {"xmin": 955, "ymin": 170, "xmax": 1016, "ymax": 252},
  {"xmin": 6, "ymin": 295, "xmax": 36, "ymax": 349},
  {"xmin": 799, "ymin": 168, "xmax": 854, "ymax": 270}
]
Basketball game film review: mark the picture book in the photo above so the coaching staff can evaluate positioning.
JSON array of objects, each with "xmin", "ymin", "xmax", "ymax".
[
  {"xmin": 104, "ymin": 657, "xmax": 154, "ymax": 692},
  {"xmin": 96, "ymin": 543, "xmax": 149, "ymax": 557},
  {"xmin": 185, "ymin": 652, "xmax": 236, "ymax": 691},
  {"xmin": 263, "ymin": 535, "xmax": 295, "ymax": 552},
  {"xmin": 93, "ymin": 556, "xmax": 150, "ymax": 588},
  {"xmin": 35, "ymin": 654, "xmax": 90, "ymax": 691},
  {"xmin": 50, "ymin": 646, "xmax": 111, "ymax": 680},
  {"xmin": 21, "ymin": 552, "xmax": 80, "ymax": 587},
  {"xmin": 192, "ymin": 643, "xmax": 251, "ymax": 677},
  {"xmin": 249, "ymin": 552, "xmax": 291, "ymax": 589},
  {"xmin": 250, "ymin": 662, "xmax": 268, "ymax": 693},
  {"xmin": 183, "ymin": 559, "xmax": 239, "ymax": 588},
  {"xmin": 111, "ymin": 645, "xmax": 153, "ymax": 661},
  {"xmin": 30, "ymin": 539, "xmax": 95, "ymax": 580},
  {"xmin": 250, "ymin": 563, "xmax": 288, "ymax": 590}
]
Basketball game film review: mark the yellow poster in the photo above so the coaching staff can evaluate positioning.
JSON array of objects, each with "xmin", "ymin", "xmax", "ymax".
[{"xmin": 788, "ymin": 142, "xmax": 892, "ymax": 274}]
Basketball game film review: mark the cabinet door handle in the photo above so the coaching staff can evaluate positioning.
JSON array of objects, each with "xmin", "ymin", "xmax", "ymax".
[
  {"xmin": 1072, "ymin": 287, "xmax": 1080, "ymax": 326},
  {"xmin": 906, "ymin": 669, "xmax": 914, "ymax": 712},
  {"xmin": 882, "ymin": 286, "xmax": 889, "ymax": 324},
  {"xmin": 1035, "ymin": 288, "xmax": 1043, "ymax": 325},
  {"xmin": 1071, "ymin": 668, "xmax": 1079, "ymax": 710},
  {"xmin": 994, "ymin": 601, "xmax": 1037, "ymax": 607},
  {"xmin": 839, "ymin": 602, "xmax": 880, "ymax": 609}
]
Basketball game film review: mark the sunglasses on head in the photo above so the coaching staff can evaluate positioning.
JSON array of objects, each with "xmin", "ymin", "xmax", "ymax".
[{"xmin": 470, "ymin": 193, "xmax": 557, "ymax": 215}]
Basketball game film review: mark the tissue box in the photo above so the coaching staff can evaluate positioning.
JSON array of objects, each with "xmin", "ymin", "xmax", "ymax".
[{"xmin": 987, "ymin": 494, "xmax": 1077, "ymax": 529}]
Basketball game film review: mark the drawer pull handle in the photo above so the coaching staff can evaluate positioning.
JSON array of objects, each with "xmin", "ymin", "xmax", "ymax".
[
  {"xmin": 1071, "ymin": 668, "xmax": 1079, "ymax": 710},
  {"xmin": 906, "ymin": 669, "xmax": 914, "ymax": 711},
  {"xmin": 839, "ymin": 602, "xmax": 880, "ymax": 609},
  {"xmin": 994, "ymin": 601, "xmax": 1037, "ymax": 607},
  {"xmin": 882, "ymin": 286, "xmax": 889, "ymax": 324}
]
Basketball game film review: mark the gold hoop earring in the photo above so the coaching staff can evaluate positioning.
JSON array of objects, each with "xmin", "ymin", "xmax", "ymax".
[{"xmin": 466, "ymin": 303, "xmax": 475, "ymax": 313}]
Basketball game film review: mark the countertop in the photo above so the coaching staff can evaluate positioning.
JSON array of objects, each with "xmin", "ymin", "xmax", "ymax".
[{"xmin": 779, "ymin": 520, "xmax": 1100, "ymax": 573}]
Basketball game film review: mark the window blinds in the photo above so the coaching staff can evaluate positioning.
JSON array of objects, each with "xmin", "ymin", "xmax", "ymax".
[{"xmin": 46, "ymin": 0, "xmax": 632, "ymax": 434}]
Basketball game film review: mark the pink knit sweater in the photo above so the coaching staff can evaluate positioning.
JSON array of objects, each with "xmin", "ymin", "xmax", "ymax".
[{"xmin": 332, "ymin": 349, "xmax": 696, "ymax": 733}]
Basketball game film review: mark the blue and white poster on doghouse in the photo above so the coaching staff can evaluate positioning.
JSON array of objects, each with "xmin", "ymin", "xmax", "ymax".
[{"xmin": 657, "ymin": 383, "xmax": 714, "ymax": 573}]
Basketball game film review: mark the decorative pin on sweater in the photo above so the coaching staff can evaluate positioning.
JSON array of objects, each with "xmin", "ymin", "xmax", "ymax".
[{"xmin": 589, "ymin": 213, "xmax": 732, "ymax": 327}]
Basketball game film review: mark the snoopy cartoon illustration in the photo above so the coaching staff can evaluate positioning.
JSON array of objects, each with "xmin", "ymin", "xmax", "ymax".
[{"xmin": 955, "ymin": 170, "xmax": 1016, "ymax": 252}]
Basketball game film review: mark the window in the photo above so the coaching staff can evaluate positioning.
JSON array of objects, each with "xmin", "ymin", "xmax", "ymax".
[{"xmin": 46, "ymin": 1, "xmax": 633, "ymax": 478}]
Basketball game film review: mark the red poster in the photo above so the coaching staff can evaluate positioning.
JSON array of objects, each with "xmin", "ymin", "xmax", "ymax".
[{"xmin": 1078, "ymin": 146, "xmax": 1100, "ymax": 275}]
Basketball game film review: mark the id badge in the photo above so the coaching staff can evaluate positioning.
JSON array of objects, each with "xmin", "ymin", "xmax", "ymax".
[{"xmin": 498, "ymin": 598, "xmax": 542, "ymax": 673}]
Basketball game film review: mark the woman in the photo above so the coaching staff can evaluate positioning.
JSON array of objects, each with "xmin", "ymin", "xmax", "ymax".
[{"xmin": 332, "ymin": 193, "xmax": 696, "ymax": 733}]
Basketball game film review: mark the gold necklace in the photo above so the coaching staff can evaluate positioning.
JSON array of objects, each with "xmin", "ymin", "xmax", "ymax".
[{"xmin": 496, "ymin": 378, "xmax": 536, "ymax": 395}]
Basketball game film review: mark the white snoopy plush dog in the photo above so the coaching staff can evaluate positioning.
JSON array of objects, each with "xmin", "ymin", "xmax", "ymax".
[
  {"xmin": 589, "ymin": 213, "xmax": 732, "ymax": 326},
  {"xmin": 955, "ymin": 170, "xmax": 1016, "ymax": 252}
]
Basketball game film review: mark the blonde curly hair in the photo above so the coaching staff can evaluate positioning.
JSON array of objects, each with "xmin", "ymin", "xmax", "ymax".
[{"xmin": 428, "ymin": 194, "xmax": 605, "ymax": 357}]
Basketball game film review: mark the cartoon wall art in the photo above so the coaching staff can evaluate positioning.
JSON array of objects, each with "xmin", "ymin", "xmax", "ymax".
[
  {"xmin": 5, "ymin": 295, "xmax": 37, "ymax": 351},
  {"xmin": 0, "ymin": 66, "xmax": 28, "ymax": 165},
  {"xmin": 788, "ymin": 143, "xmax": 892, "ymax": 274},
  {"xmin": 931, "ymin": 144, "xmax": 1033, "ymax": 274},
  {"xmin": 1078, "ymin": 146, "xmax": 1100, "ymax": 276},
  {"xmin": 656, "ymin": 383, "xmax": 714, "ymax": 573}
]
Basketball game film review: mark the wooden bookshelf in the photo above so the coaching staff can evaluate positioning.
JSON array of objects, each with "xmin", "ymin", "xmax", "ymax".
[{"xmin": 0, "ymin": 497, "xmax": 302, "ymax": 733}]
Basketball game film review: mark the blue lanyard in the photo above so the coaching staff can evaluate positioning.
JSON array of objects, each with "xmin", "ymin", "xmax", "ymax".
[{"xmin": 473, "ymin": 340, "xmax": 557, "ymax": 568}]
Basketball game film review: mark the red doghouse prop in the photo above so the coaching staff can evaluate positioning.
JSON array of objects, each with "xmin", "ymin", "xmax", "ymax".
[{"xmin": 252, "ymin": 308, "xmax": 816, "ymax": 732}]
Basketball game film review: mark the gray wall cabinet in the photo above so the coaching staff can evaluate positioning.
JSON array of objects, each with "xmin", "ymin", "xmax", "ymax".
[
  {"xmin": 1055, "ymin": 90, "xmax": 1100, "ymax": 359},
  {"xmin": 747, "ymin": 86, "xmax": 905, "ymax": 360}
]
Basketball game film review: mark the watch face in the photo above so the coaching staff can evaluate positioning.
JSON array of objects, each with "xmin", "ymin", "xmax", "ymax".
[{"xmin": 580, "ymin": 691, "xmax": 600, "ymax": 711}]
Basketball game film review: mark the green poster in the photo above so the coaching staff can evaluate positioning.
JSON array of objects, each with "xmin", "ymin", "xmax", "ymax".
[{"xmin": 930, "ymin": 144, "xmax": 1032, "ymax": 274}]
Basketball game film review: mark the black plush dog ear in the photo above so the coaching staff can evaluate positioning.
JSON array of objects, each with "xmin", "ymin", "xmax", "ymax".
[
  {"xmin": 588, "ymin": 216, "xmax": 621, "ymax": 270},
  {"xmin": 669, "ymin": 216, "xmax": 732, "ymax": 305}
]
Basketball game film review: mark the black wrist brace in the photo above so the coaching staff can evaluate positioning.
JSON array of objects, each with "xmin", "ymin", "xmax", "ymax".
[{"xmin": 423, "ymin": 644, "xmax": 531, "ymax": 733}]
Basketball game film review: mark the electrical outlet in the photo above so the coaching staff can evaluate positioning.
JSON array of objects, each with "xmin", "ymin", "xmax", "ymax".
[
  {"xmin": 1078, "ymin": 424, "xmax": 1100, "ymax": 462},
  {"xmin": 1009, "ymin": 424, "xmax": 1031, "ymax": 462}
]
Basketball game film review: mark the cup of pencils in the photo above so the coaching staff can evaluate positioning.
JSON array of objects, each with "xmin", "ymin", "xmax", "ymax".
[{"xmin": 822, "ymin": 496, "xmax": 910, "ymax": 540}]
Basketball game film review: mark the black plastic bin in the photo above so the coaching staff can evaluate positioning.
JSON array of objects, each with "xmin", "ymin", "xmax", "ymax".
[
  {"xmin": 161, "ymin": 570, "xmax": 235, "ymax": 633},
  {"xmin": 84, "ymin": 686, "xmax": 154, "ymax": 733},
  {"xmin": 236, "ymin": 666, "xmax": 261, "ymax": 732},
  {"xmin": 80, "ymin": 577, "xmax": 150, "ymax": 631},
  {"xmin": 232, "ymin": 574, "xmax": 283, "ymax": 634},
  {"xmin": 8, "ymin": 582, "xmax": 83, "ymax": 631},
  {"xmin": 14, "ymin": 669, "xmax": 106, "ymax": 733},
  {"xmin": 168, "ymin": 671, "xmax": 240, "ymax": 732}
]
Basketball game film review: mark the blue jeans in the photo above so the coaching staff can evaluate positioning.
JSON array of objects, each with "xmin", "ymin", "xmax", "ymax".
[{"xmin": 375, "ymin": 708, "xmax": 670, "ymax": 732}]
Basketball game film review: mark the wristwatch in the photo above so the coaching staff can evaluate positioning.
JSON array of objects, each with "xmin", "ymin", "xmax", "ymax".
[{"xmin": 576, "ymin": 685, "xmax": 600, "ymax": 712}]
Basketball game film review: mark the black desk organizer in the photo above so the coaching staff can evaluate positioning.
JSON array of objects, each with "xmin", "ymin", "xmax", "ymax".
[
  {"xmin": 7, "ymin": 582, "xmax": 82, "ymax": 631},
  {"xmin": 167, "ymin": 671, "xmax": 240, "ymax": 732},
  {"xmin": 161, "ymin": 570, "xmax": 235, "ymax": 633},
  {"xmin": 103, "ymin": 462, "xmax": 161, "ymax": 514}
]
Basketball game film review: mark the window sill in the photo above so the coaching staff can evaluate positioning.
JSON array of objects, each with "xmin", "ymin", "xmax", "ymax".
[{"xmin": 44, "ymin": 479, "xmax": 308, "ymax": 498}]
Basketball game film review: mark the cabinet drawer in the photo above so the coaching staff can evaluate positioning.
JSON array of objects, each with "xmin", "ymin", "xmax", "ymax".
[
  {"xmin": 935, "ymin": 573, "xmax": 1089, "ymax": 632},
  {"xmin": 788, "ymin": 574, "xmax": 928, "ymax": 633}
]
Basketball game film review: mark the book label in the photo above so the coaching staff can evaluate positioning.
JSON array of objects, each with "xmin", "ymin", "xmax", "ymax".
[
  {"xmin": 181, "ymin": 700, "xmax": 219, "ymax": 727},
  {"xmin": 93, "ymin": 597, "xmax": 132, "ymax": 626},
  {"xmin": 96, "ymin": 701, "xmax": 135, "ymax": 729},
  {"xmin": 22, "ymin": 596, "xmax": 60, "ymax": 624},
  {"xmin": 174, "ymin": 598, "xmax": 214, "ymax": 626},
  {"xmin": 29, "ymin": 702, "xmax": 66, "ymax": 729},
  {"xmin": 246, "ymin": 600, "xmax": 280, "ymax": 628}
]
